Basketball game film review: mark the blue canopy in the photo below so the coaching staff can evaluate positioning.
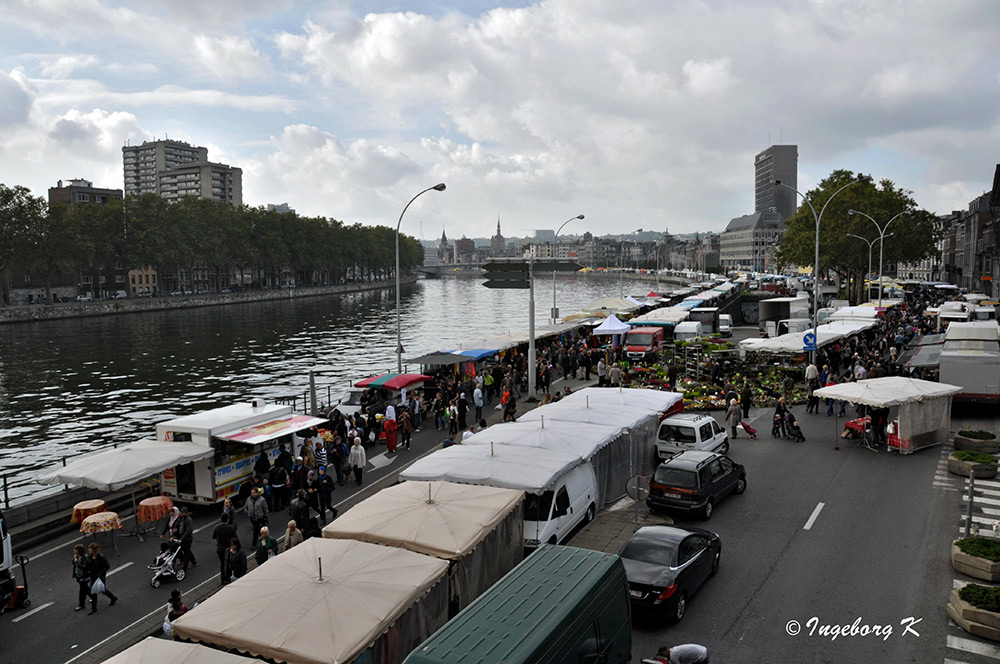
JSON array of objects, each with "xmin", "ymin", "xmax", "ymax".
[{"xmin": 448, "ymin": 349, "xmax": 498, "ymax": 360}]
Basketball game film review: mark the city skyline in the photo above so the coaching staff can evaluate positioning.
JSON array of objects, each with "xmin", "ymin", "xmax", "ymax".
[{"xmin": 1, "ymin": 1, "xmax": 998, "ymax": 237}]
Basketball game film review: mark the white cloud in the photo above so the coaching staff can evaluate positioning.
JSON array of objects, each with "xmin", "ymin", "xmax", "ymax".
[
  {"xmin": 192, "ymin": 35, "xmax": 272, "ymax": 81},
  {"xmin": 40, "ymin": 54, "xmax": 100, "ymax": 78},
  {"xmin": 682, "ymin": 58, "xmax": 735, "ymax": 97},
  {"xmin": 0, "ymin": 69, "xmax": 34, "ymax": 127}
]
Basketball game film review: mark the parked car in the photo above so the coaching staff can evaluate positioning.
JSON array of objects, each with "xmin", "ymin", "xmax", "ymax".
[
  {"xmin": 646, "ymin": 450, "xmax": 746, "ymax": 520},
  {"xmin": 75, "ymin": 293, "xmax": 92, "ymax": 302},
  {"xmin": 619, "ymin": 524, "xmax": 721, "ymax": 622},
  {"xmin": 655, "ymin": 413, "xmax": 728, "ymax": 460}
]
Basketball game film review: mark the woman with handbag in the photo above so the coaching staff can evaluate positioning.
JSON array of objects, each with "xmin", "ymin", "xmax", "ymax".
[
  {"xmin": 86, "ymin": 542, "xmax": 118, "ymax": 614},
  {"xmin": 72, "ymin": 544, "xmax": 92, "ymax": 612},
  {"xmin": 254, "ymin": 526, "xmax": 279, "ymax": 567}
]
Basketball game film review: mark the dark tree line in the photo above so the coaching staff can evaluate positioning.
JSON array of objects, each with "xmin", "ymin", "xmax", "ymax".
[{"xmin": 0, "ymin": 185, "xmax": 425, "ymax": 304}]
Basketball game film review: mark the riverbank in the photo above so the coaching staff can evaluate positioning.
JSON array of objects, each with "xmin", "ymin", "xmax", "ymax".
[{"xmin": 0, "ymin": 276, "xmax": 417, "ymax": 324}]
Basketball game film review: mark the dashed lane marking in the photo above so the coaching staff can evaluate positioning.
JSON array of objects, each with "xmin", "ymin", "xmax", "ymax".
[
  {"xmin": 11, "ymin": 601, "xmax": 53, "ymax": 623},
  {"xmin": 948, "ymin": 634, "xmax": 1000, "ymax": 659},
  {"xmin": 107, "ymin": 561, "xmax": 133, "ymax": 576},
  {"xmin": 803, "ymin": 502, "xmax": 825, "ymax": 530}
]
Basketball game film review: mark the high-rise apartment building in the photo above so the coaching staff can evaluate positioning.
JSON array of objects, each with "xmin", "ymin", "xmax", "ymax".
[
  {"xmin": 754, "ymin": 145, "xmax": 797, "ymax": 220},
  {"xmin": 122, "ymin": 139, "xmax": 242, "ymax": 205}
]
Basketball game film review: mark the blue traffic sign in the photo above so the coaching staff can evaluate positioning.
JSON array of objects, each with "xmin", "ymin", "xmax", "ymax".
[{"xmin": 803, "ymin": 331, "xmax": 817, "ymax": 351}]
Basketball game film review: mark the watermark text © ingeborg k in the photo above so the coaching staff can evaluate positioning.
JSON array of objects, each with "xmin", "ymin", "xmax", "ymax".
[{"xmin": 784, "ymin": 616, "xmax": 922, "ymax": 641}]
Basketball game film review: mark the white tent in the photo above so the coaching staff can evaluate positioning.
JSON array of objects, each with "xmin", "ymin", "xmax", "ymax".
[
  {"xmin": 37, "ymin": 439, "xmax": 213, "ymax": 492},
  {"xmin": 567, "ymin": 387, "xmax": 683, "ymax": 414},
  {"xmin": 463, "ymin": 419, "xmax": 625, "ymax": 461},
  {"xmin": 173, "ymin": 538, "xmax": 449, "ymax": 664},
  {"xmin": 827, "ymin": 306, "xmax": 881, "ymax": 321},
  {"xmin": 625, "ymin": 295, "xmax": 645, "ymax": 306},
  {"xmin": 582, "ymin": 297, "xmax": 640, "ymax": 314},
  {"xmin": 399, "ymin": 444, "xmax": 580, "ymax": 492},
  {"xmin": 592, "ymin": 314, "xmax": 631, "ymax": 336},
  {"xmin": 102, "ymin": 638, "xmax": 258, "ymax": 664},
  {"xmin": 322, "ymin": 481, "xmax": 523, "ymax": 615},
  {"xmin": 739, "ymin": 320, "xmax": 876, "ymax": 353},
  {"xmin": 813, "ymin": 376, "xmax": 961, "ymax": 454}
]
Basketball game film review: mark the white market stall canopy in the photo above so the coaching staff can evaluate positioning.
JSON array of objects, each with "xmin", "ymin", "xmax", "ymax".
[
  {"xmin": 629, "ymin": 307, "xmax": 691, "ymax": 326},
  {"xmin": 592, "ymin": 314, "xmax": 632, "ymax": 336},
  {"xmin": 826, "ymin": 306, "xmax": 881, "ymax": 321},
  {"xmin": 322, "ymin": 481, "xmax": 523, "ymax": 560},
  {"xmin": 739, "ymin": 320, "xmax": 876, "ymax": 353},
  {"xmin": 567, "ymin": 387, "xmax": 683, "ymax": 414},
  {"xmin": 458, "ymin": 320, "xmax": 588, "ymax": 353},
  {"xmin": 813, "ymin": 376, "xmax": 960, "ymax": 407},
  {"xmin": 37, "ymin": 439, "xmax": 213, "ymax": 492},
  {"xmin": 462, "ymin": 419, "xmax": 626, "ymax": 462},
  {"xmin": 173, "ymin": 538, "xmax": 449, "ymax": 664},
  {"xmin": 399, "ymin": 444, "xmax": 580, "ymax": 493},
  {"xmin": 101, "ymin": 638, "xmax": 258, "ymax": 664},
  {"xmin": 582, "ymin": 297, "xmax": 640, "ymax": 314},
  {"xmin": 945, "ymin": 321, "xmax": 1000, "ymax": 343}
]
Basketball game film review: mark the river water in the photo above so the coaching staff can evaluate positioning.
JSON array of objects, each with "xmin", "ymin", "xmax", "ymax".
[{"xmin": 0, "ymin": 276, "xmax": 652, "ymax": 505}]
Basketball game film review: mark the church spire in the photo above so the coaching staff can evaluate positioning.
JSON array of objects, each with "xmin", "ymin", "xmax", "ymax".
[{"xmin": 496, "ymin": 215, "xmax": 501, "ymax": 237}]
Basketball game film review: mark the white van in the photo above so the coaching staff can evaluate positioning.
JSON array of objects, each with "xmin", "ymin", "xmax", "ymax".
[
  {"xmin": 655, "ymin": 413, "xmax": 729, "ymax": 460},
  {"xmin": 718, "ymin": 314, "xmax": 733, "ymax": 337},
  {"xmin": 674, "ymin": 321, "xmax": 704, "ymax": 342},
  {"xmin": 523, "ymin": 462, "xmax": 598, "ymax": 550}
]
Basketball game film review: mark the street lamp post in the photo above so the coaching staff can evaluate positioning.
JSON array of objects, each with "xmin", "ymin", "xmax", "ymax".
[
  {"xmin": 846, "ymin": 232, "xmax": 893, "ymax": 302},
  {"xmin": 774, "ymin": 176, "xmax": 867, "ymax": 362},
  {"xmin": 619, "ymin": 228, "xmax": 643, "ymax": 298},
  {"xmin": 552, "ymin": 214, "xmax": 585, "ymax": 325},
  {"xmin": 847, "ymin": 209, "xmax": 911, "ymax": 307},
  {"xmin": 396, "ymin": 183, "xmax": 446, "ymax": 373}
]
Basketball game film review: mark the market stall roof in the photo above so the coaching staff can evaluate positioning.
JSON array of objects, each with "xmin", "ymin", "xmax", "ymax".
[
  {"xmin": 566, "ymin": 387, "xmax": 684, "ymax": 414},
  {"xmin": 813, "ymin": 376, "xmax": 961, "ymax": 407},
  {"xmin": 826, "ymin": 306, "xmax": 881, "ymax": 321},
  {"xmin": 462, "ymin": 419, "xmax": 625, "ymax": 461},
  {"xmin": 592, "ymin": 314, "xmax": 632, "ymax": 335},
  {"xmin": 321, "ymin": 481, "xmax": 523, "ymax": 560},
  {"xmin": 218, "ymin": 414, "xmax": 328, "ymax": 445},
  {"xmin": 896, "ymin": 343, "xmax": 943, "ymax": 368},
  {"xmin": 406, "ymin": 352, "xmax": 467, "ymax": 366},
  {"xmin": 739, "ymin": 320, "xmax": 875, "ymax": 353},
  {"xmin": 37, "ymin": 439, "xmax": 213, "ymax": 492},
  {"xmin": 518, "ymin": 399, "xmax": 658, "ymax": 430},
  {"xmin": 629, "ymin": 307, "xmax": 690, "ymax": 325},
  {"xmin": 172, "ymin": 538, "xmax": 449, "ymax": 664},
  {"xmin": 102, "ymin": 638, "xmax": 259, "ymax": 664},
  {"xmin": 963, "ymin": 293, "xmax": 989, "ymax": 302},
  {"xmin": 449, "ymin": 349, "xmax": 498, "ymax": 360},
  {"xmin": 355, "ymin": 373, "xmax": 432, "ymax": 390},
  {"xmin": 459, "ymin": 320, "xmax": 589, "ymax": 352},
  {"xmin": 399, "ymin": 443, "xmax": 580, "ymax": 492},
  {"xmin": 625, "ymin": 296, "xmax": 645, "ymax": 306},
  {"xmin": 945, "ymin": 322, "xmax": 1000, "ymax": 342}
]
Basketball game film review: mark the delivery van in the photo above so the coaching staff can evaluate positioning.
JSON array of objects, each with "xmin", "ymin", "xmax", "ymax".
[
  {"xmin": 625, "ymin": 326, "xmax": 666, "ymax": 362},
  {"xmin": 403, "ymin": 545, "xmax": 632, "ymax": 664},
  {"xmin": 718, "ymin": 314, "xmax": 733, "ymax": 337},
  {"xmin": 523, "ymin": 462, "xmax": 598, "ymax": 549}
]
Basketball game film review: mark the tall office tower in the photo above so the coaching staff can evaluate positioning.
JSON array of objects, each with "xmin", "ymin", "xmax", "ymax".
[{"xmin": 754, "ymin": 145, "xmax": 797, "ymax": 221}]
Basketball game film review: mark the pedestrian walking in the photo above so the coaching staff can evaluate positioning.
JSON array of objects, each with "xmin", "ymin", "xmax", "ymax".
[
  {"xmin": 289, "ymin": 489, "xmax": 311, "ymax": 531},
  {"xmin": 283, "ymin": 520, "xmax": 304, "ymax": 552},
  {"xmin": 222, "ymin": 497, "xmax": 238, "ymax": 529},
  {"xmin": 399, "ymin": 409, "xmax": 414, "ymax": 450},
  {"xmin": 726, "ymin": 398, "xmax": 741, "ymax": 439},
  {"xmin": 85, "ymin": 542, "xmax": 117, "ymax": 614},
  {"xmin": 473, "ymin": 385, "xmax": 484, "ymax": 422},
  {"xmin": 253, "ymin": 526, "xmax": 279, "ymax": 566},
  {"xmin": 740, "ymin": 381, "xmax": 752, "ymax": 419},
  {"xmin": 72, "ymin": 544, "xmax": 92, "ymax": 612},
  {"xmin": 245, "ymin": 487, "xmax": 269, "ymax": 542},
  {"xmin": 349, "ymin": 436, "xmax": 367, "ymax": 485},
  {"xmin": 211, "ymin": 512, "xmax": 238, "ymax": 583},
  {"xmin": 225, "ymin": 538, "xmax": 247, "ymax": 582},
  {"xmin": 597, "ymin": 358, "xmax": 607, "ymax": 386},
  {"xmin": 175, "ymin": 506, "xmax": 197, "ymax": 570},
  {"xmin": 317, "ymin": 466, "xmax": 335, "ymax": 525}
]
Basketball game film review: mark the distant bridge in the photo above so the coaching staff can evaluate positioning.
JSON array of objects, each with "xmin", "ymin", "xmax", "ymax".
[{"xmin": 416, "ymin": 264, "xmax": 484, "ymax": 278}]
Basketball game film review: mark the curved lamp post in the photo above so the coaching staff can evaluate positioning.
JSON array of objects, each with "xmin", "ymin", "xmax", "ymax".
[
  {"xmin": 846, "ymin": 232, "xmax": 893, "ymax": 301},
  {"xmin": 551, "ymin": 215, "xmax": 584, "ymax": 324},
  {"xmin": 774, "ymin": 176, "xmax": 868, "ymax": 361},
  {"xmin": 396, "ymin": 183, "xmax": 446, "ymax": 373},
  {"xmin": 847, "ymin": 209, "xmax": 911, "ymax": 307}
]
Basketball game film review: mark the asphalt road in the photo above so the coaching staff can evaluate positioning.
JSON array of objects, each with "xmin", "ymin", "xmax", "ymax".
[{"xmin": 628, "ymin": 405, "xmax": 959, "ymax": 664}]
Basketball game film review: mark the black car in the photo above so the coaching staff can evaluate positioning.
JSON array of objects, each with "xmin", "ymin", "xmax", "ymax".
[
  {"xmin": 619, "ymin": 525, "xmax": 721, "ymax": 622},
  {"xmin": 646, "ymin": 450, "xmax": 746, "ymax": 520}
]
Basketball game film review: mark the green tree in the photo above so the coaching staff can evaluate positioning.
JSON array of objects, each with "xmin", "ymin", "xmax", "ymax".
[
  {"xmin": 0, "ymin": 184, "xmax": 47, "ymax": 305},
  {"xmin": 777, "ymin": 170, "xmax": 940, "ymax": 304}
]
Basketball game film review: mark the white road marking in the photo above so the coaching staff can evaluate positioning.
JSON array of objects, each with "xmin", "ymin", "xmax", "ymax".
[
  {"xmin": 944, "ymin": 659, "xmax": 973, "ymax": 664},
  {"xmin": 969, "ymin": 487, "xmax": 1000, "ymax": 499},
  {"xmin": 194, "ymin": 522, "xmax": 216, "ymax": 534},
  {"xmin": 11, "ymin": 601, "xmax": 53, "ymax": 623},
  {"xmin": 948, "ymin": 634, "xmax": 1000, "ymax": 659},
  {"xmin": 107, "ymin": 561, "xmax": 133, "ymax": 576},
  {"xmin": 962, "ymin": 495, "xmax": 1000, "ymax": 507},
  {"xmin": 30, "ymin": 537, "xmax": 82, "ymax": 561},
  {"xmin": 962, "ymin": 505, "xmax": 1000, "ymax": 517},
  {"xmin": 803, "ymin": 502, "xmax": 825, "ymax": 530},
  {"xmin": 368, "ymin": 452, "xmax": 395, "ymax": 470},
  {"xmin": 966, "ymin": 478, "xmax": 1000, "ymax": 490}
]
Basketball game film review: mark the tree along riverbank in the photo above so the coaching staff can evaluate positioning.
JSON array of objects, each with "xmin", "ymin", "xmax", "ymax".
[{"xmin": 0, "ymin": 276, "xmax": 416, "ymax": 324}]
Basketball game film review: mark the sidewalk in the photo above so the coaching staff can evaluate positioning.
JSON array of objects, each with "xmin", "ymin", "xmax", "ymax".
[{"xmin": 570, "ymin": 497, "xmax": 674, "ymax": 555}]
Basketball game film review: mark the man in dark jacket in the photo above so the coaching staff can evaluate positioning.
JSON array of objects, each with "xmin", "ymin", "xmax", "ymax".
[
  {"xmin": 211, "ymin": 513, "xmax": 238, "ymax": 583},
  {"xmin": 175, "ymin": 506, "xmax": 197, "ymax": 570},
  {"xmin": 245, "ymin": 488, "xmax": 269, "ymax": 543},
  {"xmin": 289, "ymin": 490, "xmax": 311, "ymax": 534}
]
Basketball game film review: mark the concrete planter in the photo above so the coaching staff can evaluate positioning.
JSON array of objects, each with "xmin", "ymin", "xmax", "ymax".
[
  {"xmin": 953, "ymin": 542, "xmax": 1000, "ymax": 582},
  {"xmin": 948, "ymin": 455, "xmax": 998, "ymax": 479},
  {"xmin": 956, "ymin": 433, "xmax": 1000, "ymax": 454},
  {"xmin": 948, "ymin": 588, "xmax": 1000, "ymax": 641}
]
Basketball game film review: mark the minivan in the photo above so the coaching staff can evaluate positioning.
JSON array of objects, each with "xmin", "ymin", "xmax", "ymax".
[
  {"xmin": 655, "ymin": 413, "xmax": 728, "ymax": 460},
  {"xmin": 674, "ymin": 321, "xmax": 704, "ymax": 342},
  {"xmin": 523, "ymin": 462, "xmax": 598, "ymax": 550},
  {"xmin": 403, "ymin": 545, "xmax": 632, "ymax": 664}
]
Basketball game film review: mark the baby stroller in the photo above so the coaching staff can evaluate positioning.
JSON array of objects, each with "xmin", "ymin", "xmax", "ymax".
[
  {"xmin": 149, "ymin": 541, "xmax": 185, "ymax": 588},
  {"xmin": 786, "ymin": 418, "xmax": 806, "ymax": 442},
  {"xmin": 740, "ymin": 420, "xmax": 757, "ymax": 440}
]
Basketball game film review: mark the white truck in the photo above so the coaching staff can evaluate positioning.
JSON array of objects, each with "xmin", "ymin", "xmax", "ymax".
[
  {"xmin": 938, "ymin": 322, "xmax": 1000, "ymax": 405},
  {"xmin": 674, "ymin": 320, "xmax": 704, "ymax": 341},
  {"xmin": 759, "ymin": 295, "xmax": 810, "ymax": 336}
]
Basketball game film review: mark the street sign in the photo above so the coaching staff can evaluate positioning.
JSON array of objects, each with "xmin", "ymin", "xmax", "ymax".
[
  {"xmin": 803, "ymin": 331, "xmax": 817, "ymax": 351},
  {"xmin": 483, "ymin": 280, "xmax": 529, "ymax": 289},
  {"xmin": 626, "ymin": 474, "xmax": 650, "ymax": 501},
  {"xmin": 482, "ymin": 262, "xmax": 529, "ymax": 289}
]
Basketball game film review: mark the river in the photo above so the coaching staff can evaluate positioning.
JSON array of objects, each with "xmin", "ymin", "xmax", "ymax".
[{"xmin": 0, "ymin": 275, "xmax": 655, "ymax": 505}]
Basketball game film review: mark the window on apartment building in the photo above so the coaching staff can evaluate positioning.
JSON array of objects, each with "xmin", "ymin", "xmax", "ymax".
[
  {"xmin": 115, "ymin": 275, "xmax": 125, "ymax": 283},
  {"xmin": 145, "ymin": 274, "xmax": 150, "ymax": 284},
  {"xmin": 131, "ymin": 275, "xmax": 136, "ymax": 284},
  {"xmin": 99, "ymin": 276, "xmax": 107, "ymax": 284},
  {"xmin": 77, "ymin": 193, "xmax": 90, "ymax": 202},
  {"xmin": 152, "ymin": 274, "xmax": 156, "ymax": 283},
  {"xmin": 82, "ymin": 276, "xmax": 92, "ymax": 284}
]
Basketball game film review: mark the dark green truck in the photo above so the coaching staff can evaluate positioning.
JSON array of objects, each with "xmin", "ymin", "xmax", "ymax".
[{"xmin": 403, "ymin": 544, "xmax": 632, "ymax": 664}]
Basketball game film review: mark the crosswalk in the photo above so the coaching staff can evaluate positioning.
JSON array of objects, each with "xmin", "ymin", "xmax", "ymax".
[{"xmin": 940, "ymin": 443, "xmax": 1000, "ymax": 664}]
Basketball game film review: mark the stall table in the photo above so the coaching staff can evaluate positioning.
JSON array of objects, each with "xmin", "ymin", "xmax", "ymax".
[
  {"xmin": 134, "ymin": 495, "xmax": 174, "ymax": 541},
  {"xmin": 71, "ymin": 499, "xmax": 109, "ymax": 524},
  {"xmin": 81, "ymin": 511, "xmax": 122, "ymax": 555}
]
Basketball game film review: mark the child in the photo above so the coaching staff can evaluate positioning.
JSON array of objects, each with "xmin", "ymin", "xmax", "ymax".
[
  {"xmin": 151, "ymin": 541, "xmax": 176, "ymax": 569},
  {"xmin": 786, "ymin": 418, "xmax": 806, "ymax": 442},
  {"xmin": 771, "ymin": 413, "xmax": 784, "ymax": 438}
]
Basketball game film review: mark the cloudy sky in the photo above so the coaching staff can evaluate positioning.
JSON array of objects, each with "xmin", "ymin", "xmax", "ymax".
[{"xmin": 1, "ymin": 0, "xmax": 998, "ymax": 239}]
